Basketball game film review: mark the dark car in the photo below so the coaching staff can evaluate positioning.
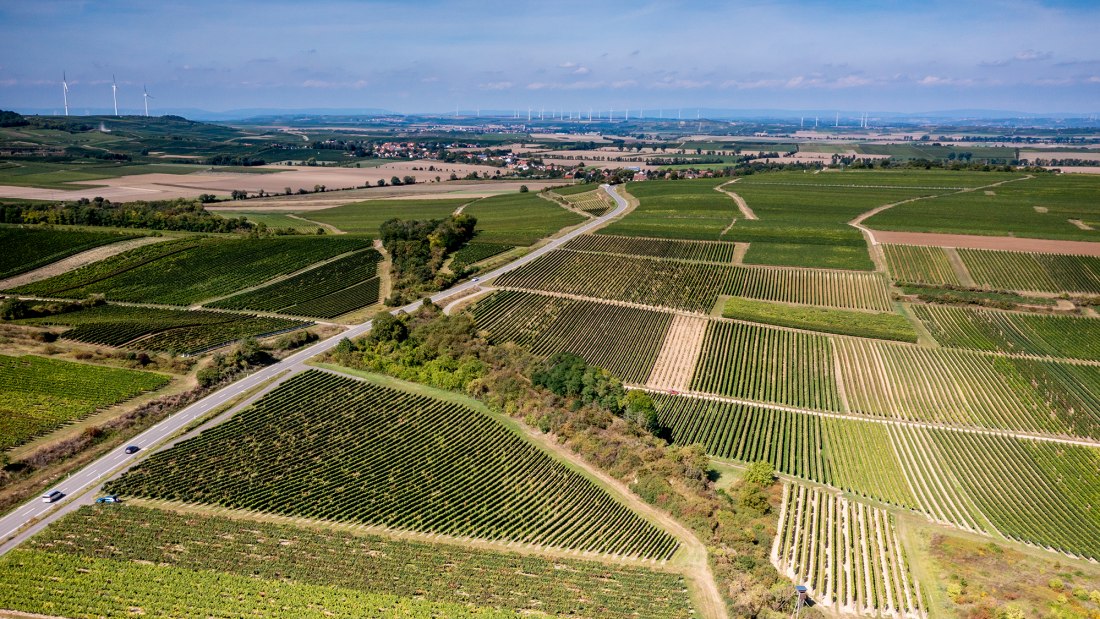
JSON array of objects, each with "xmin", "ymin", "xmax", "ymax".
[
  {"xmin": 95, "ymin": 495, "xmax": 121, "ymax": 504},
  {"xmin": 124, "ymin": 445, "xmax": 140, "ymax": 454}
]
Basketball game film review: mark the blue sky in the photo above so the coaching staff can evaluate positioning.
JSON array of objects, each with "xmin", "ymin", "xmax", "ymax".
[{"xmin": 1, "ymin": 0, "xmax": 1098, "ymax": 115}]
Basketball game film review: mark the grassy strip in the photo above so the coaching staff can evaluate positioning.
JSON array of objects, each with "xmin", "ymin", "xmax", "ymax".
[
  {"xmin": 722, "ymin": 296, "xmax": 918, "ymax": 342},
  {"xmin": 899, "ymin": 283, "xmax": 1056, "ymax": 309}
]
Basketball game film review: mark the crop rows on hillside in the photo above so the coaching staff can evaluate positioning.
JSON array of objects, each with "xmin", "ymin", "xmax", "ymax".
[
  {"xmin": 208, "ymin": 249, "xmax": 382, "ymax": 318},
  {"xmin": 0, "ymin": 227, "xmax": 139, "ymax": 279},
  {"xmin": 108, "ymin": 370, "xmax": 679, "ymax": 560},
  {"xmin": 11, "ymin": 236, "xmax": 370, "ymax": 305},
  {"xmin": 881, "ymin": 244, "xmax": 962, "ymax": 286},
  {"xmin": 773, "ymin": 484, "xmax": 925, "ymax": 618},
  {"xmin": 559, "ymin": 189, "xmax": 614, "ymax": 216},
  {"xmin": 0, "ymin": 354, "xmax": 168, "ymax": 450},
  {"xmin": 691, "ymin": 321, "xmax": 842, "ymax": 411},
  {"xmin": 563, "ymin": 233, "xmax": 738, "ymax": 263},
  {"xmin": 471, "ymin": 290, "xmax": 672, "ymax": 384},
  {"xmin": 12, "ymin": 505, "xmax": 692, "ymax": 619},
  {"xmin": 495, "ymin": 250, "xmax": 892, "ymax": 312},
  {"xmin": 958, "ymin": 248, "xmax": 1100, "ymax": 294},
  {"xmin": 912, "ymin": 304, "xmax": 1100, "ymax": 360},
  {"xmin": 450, "ymin": 242, "xmax": 515, "ymax": 271},
  {"xmin": 17, "ymin": 304, "xmax": 308, "ymax": 354},
  {"xmin": 834, "ymin": 338, "xmax": 1100, "ymax": 439}
]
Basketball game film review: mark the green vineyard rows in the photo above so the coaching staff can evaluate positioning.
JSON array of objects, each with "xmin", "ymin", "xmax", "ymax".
[
  {"xmin": 108, "ymin": 370, "xmax": 679, "ymax": 560},
  {"xmin": 597, "ymin": 178, "xmax": 734, "ymax": 240},
  {"xmin": 558, "ymin": 189, "xmax": 613, "ymax": 216},
  {"xmin": 958, "ymin": 248, "xmax": 1100, "ymax": 294},
  {"xmin": 0, "ymin": 354, "xmax": 168, "ymax": 450},
  {"xmin": 11, "ymin": 235, "xmax": 371, "ymax": 305},
  {"xmin": 11, "ymin": 505, "xmax": 692, "ymax": 618},
  {"xmin": 209, "ymin": 249, "xmax": 382, "ymax": 318},
  {"xmin": 17, "ymin": 304, "xmax": 308, "ymax": 354},
  {"xmin": 471, "ymin": 290, "xmax": 672, "ymax": 384},
  {"xmin": 773, "ymin": 483, "xmax": 925, "ymax": 617},
  {"xmin": 913, "ymin": 304, "xmax": 1100, "ymax": 360},
  {"xmin": 881, "ymin": 244, "xmax": 962, "ymax": 286},
  {"xmin": 0, "ymin": 227, "xmax": 139, "ymax": 279},
  {"xmin": 563, "ymin": 233, "xmax": 738, "ymax": 263},
  {"xmin": 451, "ymin": 242, "xmax": 515, "ymax": 271}
]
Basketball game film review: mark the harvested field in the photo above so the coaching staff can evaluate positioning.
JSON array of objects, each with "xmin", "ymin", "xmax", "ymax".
[{"xmin": 646, "ymin": 315, "xmax": 707, "ymax": 391}]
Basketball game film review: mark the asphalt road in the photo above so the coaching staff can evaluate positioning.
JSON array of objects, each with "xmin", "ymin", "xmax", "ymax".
[{"xmin": 0, "ymin": 184, "xmax": 628, "ymax": 556}]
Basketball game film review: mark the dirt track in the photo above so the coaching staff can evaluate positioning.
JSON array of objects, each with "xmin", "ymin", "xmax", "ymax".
[{"xmin": 868, "ymin": 231, "xmax": 1100, "ymax": 256}]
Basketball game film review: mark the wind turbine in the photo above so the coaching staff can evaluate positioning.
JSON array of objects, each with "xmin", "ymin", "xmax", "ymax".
[
  {"xmin": 143, "ymin": 85, "xmax": 153, "ymax": 117},
  {"xmin": 62, "ymin": 72, "xmax": 70, "ymax": 116},
  {"xmin": 111, "ymin": 75, "xmax": 119, "ymax": 116}
]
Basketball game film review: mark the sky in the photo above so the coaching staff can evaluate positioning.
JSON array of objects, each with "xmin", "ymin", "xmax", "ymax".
[{"xmin": 1, "ymin": 0, "xmax": 1098, "ymax": 116}]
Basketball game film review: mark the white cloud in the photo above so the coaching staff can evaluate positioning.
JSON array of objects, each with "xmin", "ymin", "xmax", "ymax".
[
  {"xmin": 1015, "ymin": 49, "xmax": 1052, "ymax": 62},
  {"xmin": 479, "ymin": 81, "xmax": 513, "ymax": 90}
]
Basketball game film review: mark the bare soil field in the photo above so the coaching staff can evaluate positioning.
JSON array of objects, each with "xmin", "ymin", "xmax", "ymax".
[
  {"xmin": 646, "ymin": 315, "xmax": 707, "ymax": 391},
  {"xmin": 1043, "ymin": 166, "xmax": 1100, "ymax": 174},
  {"xmin": 1020, "ymin": 150, "xmax": 1100, "ymax": 161},
  {"xmin": 871, "ymin": 230, "xmax": 1100, "ymax": 256}
]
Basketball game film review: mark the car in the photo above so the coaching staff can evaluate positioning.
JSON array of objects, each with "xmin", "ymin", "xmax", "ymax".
[
  {"xmin": 124, "ymin": 445, "xmax": 140, "ymax": 454},
  {"xmin": 471, "ymin": 277, "xmax": 480, "ymax": 282},
  {"xmin": 95, "ymin": 495, "xmax": 121, "ymax": 504},
  {"xmin": 41, "ymin": 490, "xmax": 64, "ymax": 503}
]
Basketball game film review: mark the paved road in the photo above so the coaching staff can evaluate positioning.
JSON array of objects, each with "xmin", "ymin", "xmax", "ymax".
[{"xmin": 0, "ymin": 184, "xmax": 628, "ymax": 556}]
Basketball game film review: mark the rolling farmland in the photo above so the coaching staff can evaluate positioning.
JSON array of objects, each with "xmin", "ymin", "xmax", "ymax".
[
  {"xmin": 773, "ymin": 483, "xmax": 925, "ymax": 617},
  {"xmin": 463, "ymin": 191, "xmax": 586, "ymax": 246},
  {"xmin": 6, "ymin": 505, "xmax": 692, "ymax": 619},
  {"xmin": 16, "ymin": 304, "xmax": 308, "ymax": 354},
  {"xmin": 0, "ymin": 354, "xmax": 168, "ymax": 449},
  {"xmin": 597, "ymin": 177, "xmax": 734, "ymax": 240},
  {"xmin": 10, "ymin": 235, "xmax": 371, "ymax": 305},
  {"xmin": 108, "ymin": 370, "xmax": 679, "ymax": 560},
  {"xmin": 208, "ymin": 248, "xmax": 383, "ymax": 318},
  {"xmin": 471, "ymin": 290, "xmax": 672, "ymax": 383},
  {"xmin": 303, "ymin": 198, "xmax": 468, "ymax": 235},
  {"xmin": 558, "ymin": 188, "xmax": 614, "ymax": 216},
  {"xmin": 912, "ymin": 304, "xmax": 1100, "ymax": 360},
  {"xmin": 0, "ymin": 227, "xmax": 139, "ymax": 279}
]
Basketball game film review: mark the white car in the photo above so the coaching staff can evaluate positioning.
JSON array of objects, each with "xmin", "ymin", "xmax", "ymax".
[{"xmin": 41, "ymin": 490, "xmax": 63, "ymax": 503}]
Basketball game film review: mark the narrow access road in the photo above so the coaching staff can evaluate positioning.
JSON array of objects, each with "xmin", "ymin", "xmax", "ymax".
[{"xmin": 0, "ymin": 184, "xmax": 628, "ymax": 557}]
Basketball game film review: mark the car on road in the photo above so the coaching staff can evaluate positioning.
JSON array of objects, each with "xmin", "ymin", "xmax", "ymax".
[
  {"xmin": 41, "ymin": 490, "xmax": 64, "ymax": 503},
  {"xmin": 95, "ymin": 495, "xmax": 121, "ymax": 504},
  {"xmin": 472, "ymin": 277, "xmax": 480, "ymax": 282},
  {"xmin": 124, "ymin": 445, "xmax": 140, "ymax": 454}
]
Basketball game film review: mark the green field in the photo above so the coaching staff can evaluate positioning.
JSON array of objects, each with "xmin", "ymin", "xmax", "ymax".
[
  {"xmin": 5, "ymin": 505, "xmax": 691, "ymax": 618},
  {"xmin": 450, "ymin": 242, "xmax": 515, "ymax": 271},
  {"xmin": 912, "ymin": 304, "xmax": 1100, "ymax": 359},
  {"xmin": 15, "ymin": 304, "xmax": 308, "ymax": 354},
  {"xmin": 223, "ymin": 211, "xmax": 329, "ymax": 232},
  {"xmin": 108, "ymin": 370, "xmax": 679, "ymax": 559},
  {"xmin": 864, "ymin": 174, "xmax": 1099, "ymax": 241},
  {"xmin": 598, "ymin": 178, "xmax": 734, "ymax": 240},
  {"xmin": 0, "ymin": 354, "xmax": 168, "ymax": 450},
  {"xmin": 721, "ymin": 297, "xmax": 918, "ymax": 342},
  {"xmin": 0, "ymin": 227, "xmax": 140, "ymax": 279},
  {"xmin": 303, "ymin": 198, "xmax": 468, "ymax": 235},
  {"xmin": 0, "ymin": 160, "xmax": 204, "ymax": 190},
  {"xmin": 958, "ymin": 248, "xmax": 1100, "ymax": 294},
  {"xmin": 882, "ymin": 244, "xmax": 963, "ymax": 285},
  {"xmin": 564, "ymin": 233, "xmax": 738, "ymax": 263},
  {"xmin": 10, "ymin": 236, "xmax": 370, "ymax": 305},
  {"xmin": 463, "ymin": 192, "xmax": 585, "ymax": 246}
]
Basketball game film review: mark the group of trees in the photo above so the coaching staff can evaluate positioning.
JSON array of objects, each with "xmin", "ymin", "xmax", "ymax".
[
  {"xmin": 0, "ymin": 197, "xmax": 254, "ymax": 233},
  {"xmin": 380, "ymin": 214, "xmax": 477, "ymax": 304}
]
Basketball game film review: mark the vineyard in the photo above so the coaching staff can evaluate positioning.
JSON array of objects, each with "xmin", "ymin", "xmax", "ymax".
[
  {"xmin": 0, "ymin": 354, "xmax": 168, "ymax": 450},
  {"xmin": 208, "ymin": 249, "xmax": 382, "ymax": 318},
  {"xmin": 11, "ymin": 505, "xmax": 693, "ymax": 618},
  {"xmin": 304, "ymin": 198, "xmax": 469, "ymax": 235},
  {"xmin": 470, "ymin": 290, "xmax": 672, "ymax": 384},
  {"xmin": 721, "ymin": 297, "xmax": 918, "ymax": 342},
  {"xmin": 957, "ymin": 248, "xmax": 1100, "ymax": 294},
  {"xmin": 16, "ymin": 304, "xmax": 308, "ymax": 354},
  {"xmin": 563, "ymin": 233, "xmax": 738, "ymax": 263},
  {"xmin": 556, "ymin": 188, "xmax": 614, "ymax": 216},
  {"xmin": 463, "ymin": 192, "xmax": 586, "ymax": 246},
  {"xmin": 881, "ymin": 244, "xmax": 962, "ymax": 286},
  {"xmin": 450, "ymin": 242, "xmax": 515, "ymax": 271},
  {"xmin": 108, "ymin": 370, "xmax": 679, "ymax": 560},
  {"xmin": 834, "ymin": 338, "xmax": 1100, "ymax": 438},
  {"xmin": 690, "ymin": 321, "xmax": 842, "ymax": 411},
  {"xmin": 0, "ymin": 227, "xmax": 139, "ymax": 279},
  {"xmin": 494, "ymin": 250, "xmax": 893, "ymax": 312},
  {"xmin": 597, "ymin": 178, "xmax": 735, "ymax": 240},
  {"xmin": 10, "ymin": 235, "xmax": 371, "ymax": 305},
  {"xmin": 912, "ymin": 304, "xmax": 1100, "ymax": 360},
  {"xmin": 772, "ymin": 483, "xmax": 926, "ymax": 618}
]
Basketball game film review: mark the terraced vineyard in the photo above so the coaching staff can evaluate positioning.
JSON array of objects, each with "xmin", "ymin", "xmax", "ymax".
[
  {"xmin": 471, "ymin": 290, "xmax": 672, "ymax": 383},
  {"xmin": 912, "ymin": 304, "xmax": 1100, "ymax": 360},
  {"xmin": 0, "ymin": 354, "xmax": 169, "ymax": 450},
  {"xmin": 450, "ymin": 242, "xmax": 515, "ymax": 271},
  {"xmin": 8, "ymin": 505, "xmax": 693, "ymax": 619},
  {"xmin": 690, "ymin": 321, "xmax": 842, "ymax": 411},
  {"xmin": 834, "ymin": 338, "xmax": 1100, "ymax": 438},
  {"xmin": 772, "ymin": 483, "xmax": 925, "ymax": 618},
  {"xmin": 563, "ymin": 233, "xmax": 738, "ymax": 263},
  {"xmin": 0, "ymin": 227, "xmax": 139, "ymax": 279},
  {"xmin": 495, "ymin": 250, "xmax": 893, "ymax": 312},
  {"xmin": 208, "ymin": 249, "xmax": 382, "ymax": 318},
  {"xmin": 10, "ymin": 235, "xmax": 370, "ymax": 305},
  {"xmin": 17, "ymin": 304, "xmax": 308, "ymax": 354},
  {"xmin": 108, "ymin": 370, "xmax": 679, "ymax": 560},
  {"xmin": 958, "ymin": 248, "xmax": 1100, "ymax": 294},
  {"xmin": 881, "ymin": 244, "xmax": 962, "ymax": 285}
]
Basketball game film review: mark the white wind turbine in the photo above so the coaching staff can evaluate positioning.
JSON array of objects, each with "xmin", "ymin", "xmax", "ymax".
[
  {"xmin": 62, "ymin": 72, "xmax": 70, "ymax": 116},
  {"xmin": 143, "ymin": 85, "xmax": 153, "ymax": 117},
  {"xmin": 112, "ymin": 75, "xmax": 119, "ymax": 116}
]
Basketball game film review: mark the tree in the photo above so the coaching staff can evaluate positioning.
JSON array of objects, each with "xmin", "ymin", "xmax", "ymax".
[
  {"xmin": 519, "ymin": 185, "xmax": 529, "ymax": 193},
  {"xmin": 742, "ymin": 461, "xmax": 775, "ymax": 487},
  {"xmin": 369, "ymin": 311, "xmax": 408, "ymax": 343},
  {"xmin": 622, "ymin": 389, "xmax": 658, "ymax": 432},
  {"xmin": 391, "ymin": 176, "xmax": 403, "ymax": 186},
  {"xmin": 376, "ymin": 178, "xmax": 386, "ymax": 186},
  {"xmin": 402, "ymin": 175, "xmax": 416, "ymax": 185}
]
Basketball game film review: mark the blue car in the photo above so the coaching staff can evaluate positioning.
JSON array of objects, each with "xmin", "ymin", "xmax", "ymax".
[
  {"xmin": 95, "ymin": 495, "xmax": 121, "ymax": 504},
  {"xmin": 124, "ymin": 445, "xmax": 140, "ymax": 454}
]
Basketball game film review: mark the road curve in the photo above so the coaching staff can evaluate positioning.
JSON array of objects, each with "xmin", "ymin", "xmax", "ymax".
[{"xmin": 0, "ymin": 184, "xmax": 628, "ymax": 556}]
